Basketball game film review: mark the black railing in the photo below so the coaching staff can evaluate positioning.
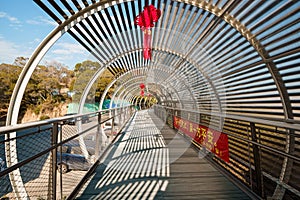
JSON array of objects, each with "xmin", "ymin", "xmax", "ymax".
[{"xmin": 0, "ymin": 105, "xmax": 134, "ymax": 199}]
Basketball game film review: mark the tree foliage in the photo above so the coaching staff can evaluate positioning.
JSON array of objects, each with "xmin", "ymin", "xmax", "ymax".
[
  {"xmin": 0, "ymin": 64, "xmax": 22, "ymax": 119},
  {"xmin": 0, "ymin": 61, "xmax": 74, "ymax": 125},
  {"xmin": 0, "ymin": 59, "xmax": 115, "ymax": 126},
  {"xmin": 71, "ymin": 60, "xmax": 114, "ymax": 104}
]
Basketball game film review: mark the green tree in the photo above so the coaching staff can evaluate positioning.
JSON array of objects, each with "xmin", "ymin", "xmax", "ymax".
[
  {"xmin": 71, "ymin": 60, "xmax": 115, "ymax": 104},
  {"xmin": 0, "ymin": 60, "xmax": 75, "ymax": 125},
  {"xmin": 0, "ymin": 64, "xmax": 22, "ymax": 125}
]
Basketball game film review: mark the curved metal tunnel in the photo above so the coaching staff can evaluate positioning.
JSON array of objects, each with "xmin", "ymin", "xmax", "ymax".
[{"xmin": 5, "ymin": 0, "xmax": 300, "ymax": 199}]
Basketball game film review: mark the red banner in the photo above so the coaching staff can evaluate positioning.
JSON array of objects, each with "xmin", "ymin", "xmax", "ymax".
[{"xmin": 173, "ymin": 116, "xmax": 229, "ymax": 163}]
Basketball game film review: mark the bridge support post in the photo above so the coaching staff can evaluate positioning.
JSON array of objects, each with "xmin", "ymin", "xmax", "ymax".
[
  {"xmin": 250, "ymin": 122, "xmax": 264, "ymax": 198},
  {"xmin": 95, "ymin": 112, "xmax": 102, "ymax": 160},
  {"xmin": 112, "ymin": 110, "xmax": 115, "ymax": 136},
  {"xmin": 51, "ymin": 122, "xmax": 59, "ymax": 200},
  {"xmin": 119, "ymin": 107, "xmax": 123, "ymax": 125}
]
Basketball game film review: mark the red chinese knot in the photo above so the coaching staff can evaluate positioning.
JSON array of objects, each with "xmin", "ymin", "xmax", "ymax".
[
  {"xmin": 134, "ymin": 5, "xmax": 161, "ymax": 59},
  {"xmin": 134, "ymin": 5, "xmax": 161, "ymax": 29},
  {"xmin": 140, "ymin": 83, "xmax": 145, "ymax": 89}
]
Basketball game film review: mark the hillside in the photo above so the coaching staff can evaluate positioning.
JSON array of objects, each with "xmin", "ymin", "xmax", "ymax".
[
  {"xmin": 0, "ymin": 59, "xmax": 115, "ymax": 126},
  {"xmin": 21, "ymin": 103, "xmax": 68, "ymax": 123}
]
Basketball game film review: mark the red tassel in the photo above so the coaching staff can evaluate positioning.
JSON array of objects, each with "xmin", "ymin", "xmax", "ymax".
[
  {"xmin": 143, "ymin": 29, "xmax": 151, "ymax": 59},
  {"xmin": 134, "ymin": 5, "xmax": 161, "ymax": 60}
]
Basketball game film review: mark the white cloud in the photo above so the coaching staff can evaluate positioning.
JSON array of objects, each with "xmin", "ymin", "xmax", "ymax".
[
  {"xmin": 0, "ymin": 39, "xmax": 22, "ymax": 64},
  {"xmin": 34, "ymin": 38, "xmax": 41, "ymax": 43},
  {"xmin": 40, "ymin": 41, "xmax": 90, "ymax": 68},
  {"xmin": 26, "ymin": 19, "xmax": 40, "ymax": 25},
  {"xmin": 26, "ymin": 16, "xmax": 57, "ymax": 26},
  {"xmin": 53, "ymin": 42, "xmax": 86, "ymax": 55},
  {"xmin": 0, "ymin": 12, "xmax": 22, "ymax": 29},
  {"xmin": 0, "ymin": 12, "xmax": 21, "ymax": 24},
  {"xmin": 0, "ymin": 31, "xmax": 91, "ymax": 68}
]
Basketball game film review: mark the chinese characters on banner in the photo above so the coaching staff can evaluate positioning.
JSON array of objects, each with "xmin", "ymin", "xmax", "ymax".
[{"xmin": 173, "ymin": 116, "xmax": 230, "ymax": 163}]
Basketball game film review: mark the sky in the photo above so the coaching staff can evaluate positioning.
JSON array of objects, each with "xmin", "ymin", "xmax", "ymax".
[{"xmin": 0, "ymin": 0, "xmax": 91, "ymax": 69}]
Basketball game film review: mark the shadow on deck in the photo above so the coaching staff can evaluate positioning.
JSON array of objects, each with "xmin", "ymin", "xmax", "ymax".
[{"xmin": 76, "ymin": 110, "xmax": 251, "ymax": 199}]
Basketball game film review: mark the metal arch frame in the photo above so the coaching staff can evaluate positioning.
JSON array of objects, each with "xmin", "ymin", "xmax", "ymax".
[
  {"xmin": 206, "ymin": 2, "xmax": 294, "ymax": 195},
  {"xmin": 131, "ymin": 87, "xmax": 164, "ymax": 109},
  {"xmin": 144, "ymin": 85, "xmax": 164, "ymax": 105},
  {"xmin": 98, "ymin": 43, "xmax": 223, "ymax": 114},
  {"xmin": 99, "ymin": 70, "xmax": 168, "ymax": 110},
  {"xmin": 111, "ymin": 77, "xmax": 146, "ymax": 108},
  {"xmin": 4, "ymin": 17, "xmax": 66, "ymax": 200},
  {"xmin": 77, "ymin": 48, "xmax": 145, "ymax": 112},
  {"xmin": 120, "ymin": 82, "xmax": 175, "ymax": 109},
  {"xmin": 145, "ymin": 59, "xmax": 202, "ymax": 109},
  {"xmin": 7, "ymin": 1, "xmax": 295, "ymax": 198},
  {"xmin": 120, "ymin": 87, "xmax": 146, "ymax": 109},
  {"xmin": 102, "ymin": 57, "xmax": 203, "ymax": 107},
  {"xmin": 76, "ymin": 47, "xmax": 197, "ymax": 121},
  {"xmin": 109, "ymin": 78, "xmax": 143, "ymax": 108},
  {"xmin": 76, "ymin": 48, "xmax": 146, "ymax": 121},
  {"xmin": 79, "ymin": 46, "xmax": 204, "ymax": 115},
  {"xmin": 120, "ymin": 85, "xmax": 163, "ymax": 108},
  {"xmin": 128, "ymin": 86, "xmax": 163, "ymax": 108},
  {"xmin": 151, "ymin": 47, "xmax": 225, "ymax": 113},
  {"xmin": 113, "ymin": 75, "xmax": 178, "ymax": 108},
  {"xmin": 28, "ymin": 0, "xmax": 292, "ymax": 123},
  {"xmin": 109, "ymin": 74, "xmax": 179, "ymax": 109},
  {"xmin": 113, "ymin": 64, "xmax": 199, "ymax": 108},
  {"xmin": 178, "ymin": 1, "xmax": 294, "ymax": 194},
  {"xmin": 119, "ymin": 87, "xmax": 138, "ymax": 108},
  {"xmin": 5, "ymin": 1, "xmax": 134, "ymax": 198},
  {"xmin": 140, "ymin": 83, "xmax": 165, "ymax": 104},
  {"xmin": 141, "ymin": 95, "xmax": 155, "ymax": 109}
]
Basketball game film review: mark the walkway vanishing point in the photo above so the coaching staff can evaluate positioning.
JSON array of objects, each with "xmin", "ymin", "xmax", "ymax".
[
  {"xmin": 2, "ymin": 1, "xmax": 300, "ymax": 199},
  {"xmin": 76, "ymin": 110, "xmax": 252, "ymax": 199}
]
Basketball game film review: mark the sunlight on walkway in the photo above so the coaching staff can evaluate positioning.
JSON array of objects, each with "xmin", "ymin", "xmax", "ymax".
[{"xmin": 78, "ymin": 110, "xmax": 170, "ymax": 199}]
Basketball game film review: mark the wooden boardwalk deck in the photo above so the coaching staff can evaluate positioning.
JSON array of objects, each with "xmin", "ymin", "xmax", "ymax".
[{"xmin": 77, "ymin": 110, "xmax": 251, "ymax": 199}]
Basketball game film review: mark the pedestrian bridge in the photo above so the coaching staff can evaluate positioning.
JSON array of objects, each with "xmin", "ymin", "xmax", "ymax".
[
  {"xmin": 1, "ymin": 0, "xmax": 300, "ymax": 199},
  {"xmin": 76, "ymin": 109, "xmax": 251, "ymax": 199}
]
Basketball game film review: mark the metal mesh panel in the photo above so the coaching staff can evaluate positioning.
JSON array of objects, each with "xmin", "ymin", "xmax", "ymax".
[
  {"xmin": 156, "ymin": 106, "xmax": 300, "ymax": 199},
  {"xmin": 1, "ymin": 156, "xmax": 53, "ymax": 199},
  {"xmin": 21, "ymin": 153, "xmax": 53, "ymax": 199},
  {"xmin": 0, "ymin": 126, "xmax": 53, "ymax": 199},
  {"xmin": 1, "ymin": 107, "xmax": 134, "ymax": 199}
]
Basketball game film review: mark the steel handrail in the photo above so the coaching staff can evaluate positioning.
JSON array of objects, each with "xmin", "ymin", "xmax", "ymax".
[
  {"xmin": 0, "ymin": 105, "xmax": 133, "ymax": 135},
  {"xmin": 156, "ymin": 105, "xmax": 300, "ymax": 131}
]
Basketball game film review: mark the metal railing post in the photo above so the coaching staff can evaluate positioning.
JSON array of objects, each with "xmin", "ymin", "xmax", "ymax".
[
  {"xmin": 171, "ymin": 108, "xmax": 175, "ymax": 129},
  {"xmin": 51, "ymin": 122, "xmax": 59, "ymax": 200},
  {"xmin": 95, "ymin": 112, "xmax": 101, "ymax": 160},
  {"xmin": 250, "ymin": 122, "xmax": 263, "ymax": 197},
  {"xmin": 111, "ymin": 109, "xmax": 115, "ymax": 136},
  {"xmin": 118, "ymin": 107, "xmax": 122, "ymax": 125},
  {"xmin": 123, "ymin": 107, "xmax": 126, "ymax": 124}
]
